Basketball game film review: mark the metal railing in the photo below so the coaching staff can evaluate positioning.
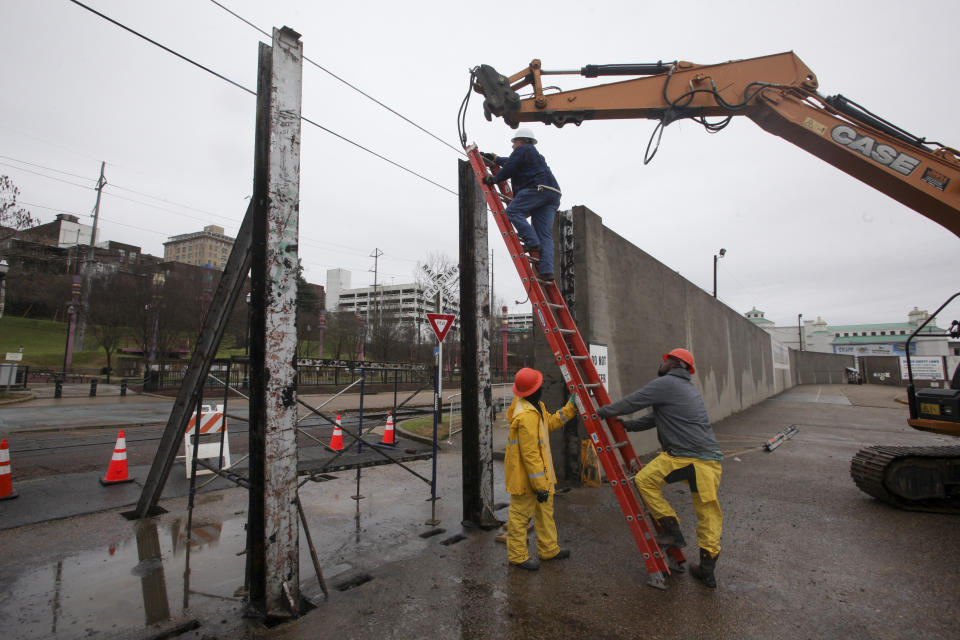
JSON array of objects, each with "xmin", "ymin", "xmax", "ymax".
[{"xmin": 444, "ymin": 383, "xmax": 513, "ymax": 443}]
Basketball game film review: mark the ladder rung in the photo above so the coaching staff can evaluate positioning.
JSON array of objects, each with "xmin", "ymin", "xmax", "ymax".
[
  {"xmin": 546, "ymin": 302, "xmax": 563, "ymax": 309},
  {"xmin": 584, "ymin": 382, "xmax": 601, "ymax": 388},
  {"xmin": 612, "ymin": 441, "xmax": 629, "ymax": 449},
  {"xmin": 571, "ymin": 355, "xmax": 588, "ymax": 360},
  {"xmin": 558, "ymin": 328, "xmax": 576, "ymax": 334}
]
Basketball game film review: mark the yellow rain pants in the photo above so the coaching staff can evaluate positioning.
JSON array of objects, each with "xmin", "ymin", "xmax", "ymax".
[
  {"xmin": 633, "ymin": 452, "xmax": 723, "ymax": 556},
  {"xmin": 506, "ymin": 492, "xmax": 562, "ymax": 563},
  {"xmin": 504, "ymin": 396, "xmax": 575, "ymax": 564}
]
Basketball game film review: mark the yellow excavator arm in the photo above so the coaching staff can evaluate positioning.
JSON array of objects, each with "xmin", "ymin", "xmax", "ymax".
[{"xmin": 472, "ymin": 52, "xmax": 960, "ymax": 237}]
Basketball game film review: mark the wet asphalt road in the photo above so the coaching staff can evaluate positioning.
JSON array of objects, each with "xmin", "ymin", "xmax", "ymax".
[{"xmin": 0, "ymin": 383, "xmax": 957, "ymax": 639}]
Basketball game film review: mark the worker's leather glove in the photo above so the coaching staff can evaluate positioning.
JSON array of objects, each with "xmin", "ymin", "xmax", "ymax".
[
  {"xmin": 481, "ymin": 151, "xmax": 497, "ymax": 162},
  {"xmin": 482, "ymin": 175, "xmax": 496, "ymax": 186},
  {"xmin": 536, "ymin": 490, "xmax": 549, "ymax": 503}
]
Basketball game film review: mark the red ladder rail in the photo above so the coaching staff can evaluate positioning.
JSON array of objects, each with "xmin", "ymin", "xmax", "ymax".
[{"xmin": 465, "ymin": 145, "xmax": 685, "ymax": 588}]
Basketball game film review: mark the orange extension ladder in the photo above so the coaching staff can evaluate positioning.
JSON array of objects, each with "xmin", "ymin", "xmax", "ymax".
[{"xmin": 465, "ymin": 145, "xmax": 685, "ymax": 588}]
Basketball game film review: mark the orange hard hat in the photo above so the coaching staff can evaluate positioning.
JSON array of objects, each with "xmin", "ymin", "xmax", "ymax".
[
  {"xmin": 513, "ymin": 367, "xmax": 543, "ymax": 397},
  {"xmin": 663, "ymin": 348, "xmax": 695, "ymax": 374}
]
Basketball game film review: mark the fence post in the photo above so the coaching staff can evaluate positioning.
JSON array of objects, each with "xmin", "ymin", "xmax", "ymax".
[{"xmin": 89, "ymin": 378, "xmax": 98, "ymax": 397}]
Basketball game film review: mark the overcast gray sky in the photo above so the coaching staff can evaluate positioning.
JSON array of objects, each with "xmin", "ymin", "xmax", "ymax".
[{"xmin": 2, "ymin": 0, "xmax": 957, "ymax": 327}]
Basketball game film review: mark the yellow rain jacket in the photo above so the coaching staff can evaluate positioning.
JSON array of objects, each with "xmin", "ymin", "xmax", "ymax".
[{"xmin": 505, "ymin": 396, "xmax": 576, "ymax": 496}]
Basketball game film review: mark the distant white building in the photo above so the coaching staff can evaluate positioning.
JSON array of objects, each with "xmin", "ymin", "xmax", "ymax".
[
  {"xmin": 334, "ymin": 278, "xmax": 460, "ymax": 340},
  {"xmin": 745, "ymin": 306, "xmax": 949, "ymax": 357},
  {"xmin": 325, "ymin": 268, "xmax": 351, "ymax": 312},
  {"xmin": 504, "ymin": 312, "xmax": 533, "ymax": 330}
]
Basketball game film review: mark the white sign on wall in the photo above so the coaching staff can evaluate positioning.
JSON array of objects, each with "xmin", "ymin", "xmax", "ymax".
[
  {"xmin": 771, "ymin": 338, "xmax": 790, "ymax": 369},
  {"xmin": 5, "ymin": 353, "xmax": 23, "ymax": 361},
  {"xmin": 899, "ymin": 356, "xmax": 945, "ymax": 380},
  {"xmin": 589, "ymin": 343, "xmax": 609, "ymax": 385}
]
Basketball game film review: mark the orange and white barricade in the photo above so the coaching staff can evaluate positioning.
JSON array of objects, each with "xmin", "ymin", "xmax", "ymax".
[{"xmin": 181, "ymin": 404, "xmax": 231, "ymax": 478}]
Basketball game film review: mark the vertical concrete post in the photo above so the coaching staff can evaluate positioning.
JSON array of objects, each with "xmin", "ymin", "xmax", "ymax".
[
  {"xmin": 458, "ymin": 159, "xmax": 498, "ymax": 528},
  {"xmin": 249, "ymin": 26, "xmax": 303, "ymax": 619},
  {"xmin": 263, "ymin": 26, "xmax": 303, "ymax": 618}
]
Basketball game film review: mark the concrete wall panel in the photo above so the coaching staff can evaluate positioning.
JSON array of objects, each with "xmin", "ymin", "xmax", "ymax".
[{"xmin": 530, "ymin": 204, "xmax": 854, "ymax": 471}]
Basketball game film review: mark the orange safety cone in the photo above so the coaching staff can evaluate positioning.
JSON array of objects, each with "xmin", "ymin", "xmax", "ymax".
[
  {"xmin": 100, "ymin": 430, "xmax": 135, "ymax": 485},
  {"xmin": 380, "ymin": 411, "xmax": 396, "ymax": 446},
  {"xmin": 330, "ymin": 415, "xmax": 344, "ymax": 451},
  {"xmin": 0, "ymin": 439, "xmax": 18, "ymax": 500}
]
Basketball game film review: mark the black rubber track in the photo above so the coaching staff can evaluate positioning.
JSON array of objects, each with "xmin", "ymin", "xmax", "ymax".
[{"xmin": 850, "ymin": 445, "xmax": 960, "ymax": 514}]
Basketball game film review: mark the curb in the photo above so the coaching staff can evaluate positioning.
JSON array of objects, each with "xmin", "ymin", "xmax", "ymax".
[
  {"xmin": 395, "ymin": 420, "xmax": 440, "ymax": 447},
  {"xmin": 0, "ymin": 392, "xmax": 37, "ymax": 406},
  {"xmin": 396, "ymin": 419, "xmax": 507, "ymax": 460}
]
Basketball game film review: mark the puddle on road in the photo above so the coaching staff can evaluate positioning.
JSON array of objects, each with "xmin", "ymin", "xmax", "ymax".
[
  {"xmin": 1, "ymin": 516, "xmax": 247, "ymax": 638},
  {"xmin": 0, "ymin": 457, "xmax": 467, "ymax": 637}
]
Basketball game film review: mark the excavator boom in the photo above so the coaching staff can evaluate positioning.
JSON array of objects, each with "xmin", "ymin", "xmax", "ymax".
[{"xmin": 473, "ymin": 51, "xmax": 960, "ymax": 237}]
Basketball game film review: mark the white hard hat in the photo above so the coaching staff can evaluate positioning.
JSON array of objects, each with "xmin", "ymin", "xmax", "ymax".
[{"xmin": 511, "ymin": 127, "xmax": 537, "ymax": 144}]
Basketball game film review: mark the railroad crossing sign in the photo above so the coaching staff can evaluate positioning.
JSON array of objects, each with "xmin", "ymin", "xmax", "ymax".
[
  {"xmin": 421, "ymin": 264, "xmax": 459, "ymax": 299},
  {"xmin": 426, "ymin": 313, "xmax": 456, "ymax": 343}
]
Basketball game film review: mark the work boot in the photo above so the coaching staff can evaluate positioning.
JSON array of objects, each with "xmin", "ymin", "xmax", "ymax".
[
  {"xmin": 522, "ymin": 245, "xmax": 541, "ymax": 261},
  {"xmin": 537, "ymin": 272, "xmax": 554, "ymax": 281},
  {"xmin": 542, "ymin": 548, "xmax": 570, "ymax": 561},
  {"xmin": 690, "ymin": 548, "xmax": 718, "ymax": 588},
  {"xmin": 510, "ymin": 558, "xmax": 540, "ymax": 571},
  {"xmin": 654, "ymin": 516, "xmax": 686, "ymax": 548}
]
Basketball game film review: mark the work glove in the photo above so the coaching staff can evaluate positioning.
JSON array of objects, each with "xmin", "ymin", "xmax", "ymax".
[
  {"xmin": 481, "ymin": 151, "xmax": 498, "ymax": 163},
  {"xmin": 569, "ymin": 393, "xmax": 584, "ymax": 414},
  {"xmin": 621, "ymin": 419, "xmax": 647, "ymax": 432},
  {"xmin": 536, "ymin": 490, "xmax": 550, "ymax": 503},
  {"xmin": 482, "ymin": 175, "xmax": 496, "ymax": 186}
]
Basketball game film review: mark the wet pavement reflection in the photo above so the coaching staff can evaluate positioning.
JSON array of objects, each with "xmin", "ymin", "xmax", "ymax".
[{"xmin": 0, "ymin": 511, "xmax": 248, "ymax": 638}]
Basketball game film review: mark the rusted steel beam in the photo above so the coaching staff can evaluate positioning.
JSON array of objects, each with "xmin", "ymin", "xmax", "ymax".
[
  {"xmin": 458, "ymin": 159, "xmax": 498, "ymax": 528},
  {"xmin": 129, "ymin": 204, "xmax": 253, "ymax": 520}
]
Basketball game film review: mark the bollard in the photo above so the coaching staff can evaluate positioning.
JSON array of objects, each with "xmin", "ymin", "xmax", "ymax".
[
  {"xmin": 54, "ymin": 379, "xmax": 63, "ymax": 399},
  {"xmin": 89, "ymin": 379, "xmax": 98, "ymax": 397},
  {"xmin": 120, "ymin": 379, "xmax": 127, "ymax": 396}
]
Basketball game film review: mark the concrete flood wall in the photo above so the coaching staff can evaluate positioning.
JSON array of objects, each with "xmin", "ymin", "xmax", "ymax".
[{"xmin": 532, "ymin": 205, "xmax": 853, "ymax": 480}]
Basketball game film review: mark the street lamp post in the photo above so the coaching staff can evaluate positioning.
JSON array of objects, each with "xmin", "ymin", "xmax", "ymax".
[
  {"xmin": 713, "ymin": 248, "xmax": 726, "ymax": 298},
  {"xmin": 798, "ymin": 313, "xmax": 804, "ymax": 351},
  {"xmin": 0, "ymin": 259, "xmax": 9, "ymax": 319},
  {"xmin": 501, "ymin": 305, "xmax": 509, "ymax": 383}
]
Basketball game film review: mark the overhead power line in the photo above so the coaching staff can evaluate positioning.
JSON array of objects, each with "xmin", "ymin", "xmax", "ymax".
[
  {"xmin": 65, "ymin": 0, "xmax": 456, "ymax": 196},
  {"xmin": 206, "ymin": 0, "xmax": 465, "ymax": 157}
]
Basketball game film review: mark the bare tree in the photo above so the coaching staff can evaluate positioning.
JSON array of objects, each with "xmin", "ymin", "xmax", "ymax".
[
  {"xmin": 0, "ymin": 176, "xmax": 37, "ymax": 241},
  {"xmin": 87, "ymin": 272, "xmax": 139, "ymax": 382},
  {"xmin": 326, "ymin": 311, "xmax": 361, "ymax": 360}
]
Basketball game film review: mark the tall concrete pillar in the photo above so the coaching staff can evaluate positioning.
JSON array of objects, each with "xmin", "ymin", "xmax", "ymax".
[{"xmin": 458, "ymin": 159, "xmax": 498, "ymax": 528}]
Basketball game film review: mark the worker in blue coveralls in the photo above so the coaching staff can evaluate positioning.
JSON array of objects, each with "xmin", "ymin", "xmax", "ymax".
[{"xmin": 481, "ymin": 128, "xmax": 562, "ymax": 281}]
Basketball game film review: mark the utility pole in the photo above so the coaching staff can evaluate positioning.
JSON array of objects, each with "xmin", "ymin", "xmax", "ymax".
[
  {"xmin": 369, "ymin": 247, "xmax": 382, "ymax": 354},
  {"xmin": 798, "ymin": 313, "xmax": 804, "ymax": 351},
  {"xmin": 76, "ymin": 161, "xmax": 106, "ymax": 351}
]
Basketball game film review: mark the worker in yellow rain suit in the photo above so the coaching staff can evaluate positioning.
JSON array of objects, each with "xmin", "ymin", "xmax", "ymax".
[
  {"xmin": 504, "ymin": 367, "xmax": 577, "ymax": 570},
  {"xmin": 597, "ymin": 348, "xmax": 723, "ymax": 588}
]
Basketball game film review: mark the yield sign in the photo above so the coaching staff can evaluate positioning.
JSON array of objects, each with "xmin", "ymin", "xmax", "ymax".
[{"xmin": 427, "ymin": 313, "xmax": 456, "ymax": 343}]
